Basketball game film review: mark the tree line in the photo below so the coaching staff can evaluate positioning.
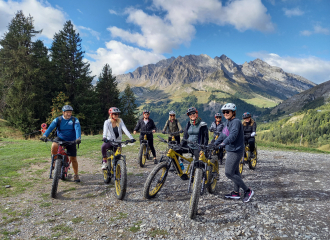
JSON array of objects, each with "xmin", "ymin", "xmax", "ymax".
[{"xmin": 0, "ymin": 11, "xmax": 138, "ymax": 136}]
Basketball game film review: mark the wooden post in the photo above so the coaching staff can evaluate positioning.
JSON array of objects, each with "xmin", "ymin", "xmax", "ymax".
[{"xmin": 300, "ymin": 134, "xmax": 303, "ymax": 146}]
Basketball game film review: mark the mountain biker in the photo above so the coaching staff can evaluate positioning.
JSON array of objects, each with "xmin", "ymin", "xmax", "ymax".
[
  {"xmin": 242, "ymin": 112, "xmax": 257, "ymax": 158},
  {"xmin": 181, "ymin": 107, "xmax": 209, "ymax": 163},
  {"xmin": 101, "ymin": 107, "xmax": 136, "ymax": 170},
  {"xmin": 133, "ymin": 110, "xmax": 157, "ymax": 162},
  {"xmin": 214, "ymin": 103, "xmax": 254, "ymax": 203},
  {"xmin": 210, "ymin": 113, "xmax": 224, "ymax": 144},
  {"xmin": 162, "ymin": 110, "xmax": 183, "ymax": 144},
  {"xmin": 41, "ymin": 105, "xmax": 82, "ymax": 182}
]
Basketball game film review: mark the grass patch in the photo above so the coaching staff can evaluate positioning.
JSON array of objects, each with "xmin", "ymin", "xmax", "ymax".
[
  {"xmin": 54, "ymin": 211, "xmax": 62, "ymax": 216},
  {"xmin": 147, "ymin": 229, "xmax": 168, "ymax": 237},
  {"xmin": 110, "ymin": 212, "xmax": 128, "ymax": 222},
  {"xmin": 129, "ymin": 221, "xmax": 142, "ymax": 233},
  {"xmin": 21, "ymin": 207, "xmax": 33, "ymax": 217},
  {"xmin": 135, "ymin": 173, "xmax": 143, "ymax": 176},
  {"xmin": 72, "ymin": 216, "xmax": 83, "ymax": 224},
  {"xmin": 85, "ymin": 193, "xmax": 96, "ymax": 198},
  {"xmin": 51, "ymin": 224, "xmax": 73, "ymax": 233},
  {"xmin": 39, "ymin": 202, "xmax": 52, "ymax": 208},
  {"xmin": 258, "ymin": 141, "xmax": 329, "ymax": 154},
  {"xmin": 0, "ymin": 217, "xmax": 21, "ymax": 226},
  {"xmin": 63, "ymin": 187, "xmax": 76, "ymax": 193}
]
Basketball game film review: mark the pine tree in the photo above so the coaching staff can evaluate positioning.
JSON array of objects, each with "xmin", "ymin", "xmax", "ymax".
[
  {"xmin": 120, "ymin": 84, "xmax": 138, "ymax": 131},
  {"xmin": 0, "ymin": 11, "xmax": 48, "ymax": 134},
  {"xmin": 95, "ymin": 64, "xmax": 120, "ymax": 120},
  {"xmin": 50, "ymin": 20, "xmax": 95, "ymax": 132}
]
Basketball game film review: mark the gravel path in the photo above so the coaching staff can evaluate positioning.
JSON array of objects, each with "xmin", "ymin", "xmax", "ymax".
[{"xmin": 1, "ymin": 147, "xmax": 330, "ymax": 240}]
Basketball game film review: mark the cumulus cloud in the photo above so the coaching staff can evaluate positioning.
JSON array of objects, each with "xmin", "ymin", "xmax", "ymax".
[
  {"xmin": 0, "ymin": 0, "xmax": 66, "ymax": 39},
  {"xmin": 248, "ymin": 52, "xmax": 330, "ymax": 84},
  {"xmin": 300, "ymin": 25, "xmax": 330, "ymax": 36},
  {"xmin": 87, "ymin": 40, "xmax": 165, "ymax": 77},
  {"xmin": 109, "ymin": 9, "xmax": 118, "ymax": 15},
  {"xmin": 283, "ymin": 7, "xmax": 304, "ymax": 17},
  {"xmin": 77, "ymin": 26, "xmax": 100, "ymax": 40},
  {"xmin": 108, "ymin": 0, "xmax": 275, "ymax": 53}
]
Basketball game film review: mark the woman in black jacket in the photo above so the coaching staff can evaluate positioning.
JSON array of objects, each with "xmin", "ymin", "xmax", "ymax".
[
  {"xmin": 182, "ymin": 107, "xmax": 209, "ymax": 162},
  {"xmin": 133, "ymin": 110, "xmax": 157, "ymax": 162},
  {"xmin": 242, "ymin": 112, "xmax": 257, "ymax": 158}
]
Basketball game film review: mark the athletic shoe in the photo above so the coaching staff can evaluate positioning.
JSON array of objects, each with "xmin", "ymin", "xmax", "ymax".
[
  {"xmin": 243, "ymin": 189, "xmax": 254, "ymax": 203},
  {"xmin": 101, "ymin": 162, "xmax": 107, "ymax": 170},
  {"xmin": 73, "ymin": 174, "xmax": 80, "ymax": 183},
  {"xmin": 154, "ymin": 158, "xmax": 158, "ymax": 164},
  {"xmin": 225, "ymin": 191, "xmax": 241, "ymax": 199}
]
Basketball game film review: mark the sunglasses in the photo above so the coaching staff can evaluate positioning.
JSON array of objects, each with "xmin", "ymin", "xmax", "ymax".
[
  {"xmin": 222, "ymin": 111, "xmax": 231, "ymax": 114},
  {"xmin": 112, "ymin": 113, "xmax": 119, "ymax": 116},
  {"xmin": 188, "ymin": 112, "xmax": 196, "ymax": 116},
  {"xmin": 215, "ymin": 116, "xmax": 222, "ymax": 118},
  {"xmin": 170, "ymin": 115, "xmax": 175, "ymax": 117}
]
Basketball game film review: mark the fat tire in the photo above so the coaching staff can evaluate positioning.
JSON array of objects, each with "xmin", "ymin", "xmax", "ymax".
[
  {"xmin": 248, "ymin": 144, "xmax": 258, "ymax": 170},
  {"xmin": 239, "ymin": 157, "xmax": 244, "ymax": 175},
  {"xmin": 138, "ymin": 143, "xmax": 147, "ymax": 167},
  {"xmin": 207, "ymin": 159, "xmax": 219, "ymax": 194},
  {"xmin": 143, "ymin": 161, "xmax": 168, "ymax": 199},
  {"xmin": 188, "ymin": 168, "xmax": 202, "ymax": 219},
  {"xmin": 115, "ymin": 159, "xmax": 127, "ymax": 200},
  {"xmin": 51, "ymin": 158, "xmax": 62, "ymax": 198}
]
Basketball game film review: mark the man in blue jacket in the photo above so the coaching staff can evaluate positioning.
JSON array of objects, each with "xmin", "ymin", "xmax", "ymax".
[{"xmin": 41, "ymin": 105, "xmax": 82, "ymax": 182}]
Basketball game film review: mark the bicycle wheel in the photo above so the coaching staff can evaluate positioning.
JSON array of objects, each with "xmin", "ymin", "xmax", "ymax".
[
  {"xmin": 114, "ymin": 159, "xmax": 127, "ymax": 200},
  {"xmin": 138, "ymin": 143, "xmax": 147, "ymax": 167},
  {"xmin": 248, "ymin": 143, "xmax": 258, "ymax": 170},
  {"xmin": 188, "ymin": 168, "xmax": 202, "ymax": 219},
  {"xmin": 239, "ymin": 157, "xmax": 244, "ymax": 175},
  {"xmin": 207, "ymin": 159, "xmax": 219, "ymax": 194},
  {"xmin": 143, "ymin": 161, "xmax": 168, "ymax": 199},
  {"xmin": 51, "ymin": 158, "xmax": 62, "ymax": 198},
  {"xmin": 103, "ymin": 160, "xmax": 111, "ymax": 184}
]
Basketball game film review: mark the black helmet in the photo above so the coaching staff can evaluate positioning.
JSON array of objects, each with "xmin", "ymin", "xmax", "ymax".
[
  {"xmin": 242, "ymin": 112, "xmax": 251, "ymax": 119},
  {"xmin": 214, "ymin": 113, "xmax": 222, "ymax": 118},
  {"xmin": 186, "ymin": 107, "xmax": 198, "ymax": 116},
  {"xmin": 62, "ymin": 105, "xmax": 73, "ymax": 112}
]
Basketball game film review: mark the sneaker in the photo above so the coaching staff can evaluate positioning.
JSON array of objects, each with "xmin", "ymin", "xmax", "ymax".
[
  {"xmin": 225, "ymin": 191, "xmax": 241, "ymax": 199},
  {"xmin": 74, "ymin": 174, "xmax": 80, "ymax": 183},
  {"xmin": 243, "ymin": 189, "xmax": 254, "ymax": 203},
  {"xmin": 154, "ymin": 158, "xmax": 158, "ymax": 164},
  {"xmin": 101, "ymin": 162, "xmax": 107, "ymax": 170}
]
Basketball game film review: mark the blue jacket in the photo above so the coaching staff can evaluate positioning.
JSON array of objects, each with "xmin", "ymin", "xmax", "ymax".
[
  {"xmin": 214, "ymin": 118, "xmax": 244, "ymax": 152},
  {"xmin": 43, "ymin": 116, "xmax": 81, "ymax": 141}
]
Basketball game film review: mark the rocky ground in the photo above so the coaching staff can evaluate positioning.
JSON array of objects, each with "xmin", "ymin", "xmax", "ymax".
[{"xmin": 1, "ymin": 145, "xmax": 330, "ymax": 240}]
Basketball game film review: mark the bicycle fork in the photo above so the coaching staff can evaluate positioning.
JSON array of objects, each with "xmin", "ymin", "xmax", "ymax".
[{"xmin": 49, "ymin": 155, "xmax": 55, "ymax": 179}]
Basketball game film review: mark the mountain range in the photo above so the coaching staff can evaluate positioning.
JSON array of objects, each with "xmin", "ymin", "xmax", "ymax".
[{"xmin": 116, "ymin": 54, "xmax": 316, "ymax": 106}]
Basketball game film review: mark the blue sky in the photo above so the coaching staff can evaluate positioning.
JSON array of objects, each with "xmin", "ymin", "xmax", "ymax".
[{"xmin": 0, "ymin": 0, "xmax": 329, "ymax": 84}]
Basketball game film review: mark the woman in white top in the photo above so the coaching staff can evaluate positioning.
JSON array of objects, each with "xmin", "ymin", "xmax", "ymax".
[{"xmin": 101, "ymin": 107, "xmax": 135, "ymax": 169}]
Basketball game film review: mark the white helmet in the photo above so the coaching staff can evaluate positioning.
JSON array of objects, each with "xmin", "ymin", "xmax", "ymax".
[
  {"xmin": 221, "ymin": 103, "xmax": 236, "ymax": 111},
  {"xmin": 169, "ymin": 110, "xmax": 176, "ymax": 115}
]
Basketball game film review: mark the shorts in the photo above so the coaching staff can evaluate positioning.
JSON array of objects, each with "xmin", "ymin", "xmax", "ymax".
[{"xmin": 54, "ymin": 137, "xmax": 77, "ymax": 157}]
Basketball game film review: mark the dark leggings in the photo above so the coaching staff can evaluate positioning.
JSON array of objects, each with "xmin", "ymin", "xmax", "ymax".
[
  {"xmin": 225, "ymin": 150, "xmax": 248, "ymax": 193},
  {"xmin": 101, "ymin": 142, "xmax": 117, "ymax": 159},
  {"xmin": 167, "ymin": 135, "xmax": 180, "ymax": 145},
  {"xmin": 140, "ymin": 134, "xmax": 156, "ymax": 158},
  {"xmin": 245, "ymin": 137, "xmax": 255, "ymax": 152},
  {"xmin": 178, "ymin": 148, "xmax": 199, "ymax": 162}
]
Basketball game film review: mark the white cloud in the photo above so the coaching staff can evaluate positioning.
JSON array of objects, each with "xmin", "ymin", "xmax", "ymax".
[
  {"xmin": 86, "ymin": 40, "xmax": 165, "ymax": 77},
  {"xmin": 300, "ymin": 25, "xmax": 330, "ymax": 36},
  {"xmin": 77, "ymin": 9, "xmax": 83, "ymax": 14},
  {"xmin": 108, "ymin": 0, "xmax": 275, "ymax": 53},
  {"xmin": 109, "ymin": 9, "xmax": 118, "ymax": 15},
  {"xmin": 0, "ymin": 0, "xmax": 66, "ymax": 39},
  {"xmin": 77, "ymin": 26, "xmax": 100, "ymax": 40},
  {"xmin": 248, "ymin": 52, "xmax": 330, "ymax": 84},
  {"xmin": 283, "ymin": 7, "xmax": 304, "ymax": 17}
]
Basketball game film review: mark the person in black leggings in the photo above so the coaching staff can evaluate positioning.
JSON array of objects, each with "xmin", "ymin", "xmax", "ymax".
[{"xmin": 215, "ymin": 103, "xmax": 254, "ymax": 203}]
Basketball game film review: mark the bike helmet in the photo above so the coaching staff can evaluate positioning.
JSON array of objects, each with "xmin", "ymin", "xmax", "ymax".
[
  {"xmin": 62, "ymin": 105, "xmax": 73, "ymax": 112},
  {"xmin": 169, "ymin": 110, "xmax": 176, "ymax": 115},
  {"xmin": 242, "ymin": 112, "xmax": 251, "ymax": 119},
  {"xmin": 215, "ymin": 113, "xmax": 222, "ymax": 118},
  {"xmin": 143, "ymin": 109, "xmax": 150, "ymax": 114},
  {"xmin": 108, "ymin": 107, "xmax": 121, "ymax": 115},
  {"xmin": 221, "ymin": 103, "xmax": 236, "ymax": 112},
  {"xmin": 186, "ymin": 107, "xmax": 198, "ymax": 116}
]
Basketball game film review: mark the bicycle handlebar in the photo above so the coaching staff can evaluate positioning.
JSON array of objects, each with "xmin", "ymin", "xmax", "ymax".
[
  {"xmin": 139, "ymin": 130, "xmax": 154, "ymax": 134},
  {"xmin": 163, "ymin": 130, "xmax": 183, "ymax": 135},
  {"xmin": 157, "ymin": 135, "xmax": 189, "ymax": 151},
  {"xmin": 41, "ymin": 138, "xmax": 77, "ymax": 146},
  {"xmin": 102, "ymin": 139, "xmax": 135, "ymax": 145}
]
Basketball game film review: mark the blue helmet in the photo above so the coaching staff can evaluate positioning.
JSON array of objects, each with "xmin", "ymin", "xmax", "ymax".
[
  {"xmin": 62, "ymin": 105, "xmax": 73, "ymax": 112},
  {"xmin": 242, "ymin": 112, "xmax": 251, "ymax": 119}
]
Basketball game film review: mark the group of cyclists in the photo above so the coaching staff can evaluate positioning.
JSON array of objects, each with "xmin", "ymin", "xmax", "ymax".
[{"xmin": 41, "ymin": 102, "xmax": 256, "ymax": 203}]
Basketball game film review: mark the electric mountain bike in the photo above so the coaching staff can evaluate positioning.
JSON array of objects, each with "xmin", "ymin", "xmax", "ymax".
[
  {"xmin": 239, "ymin": 136, "xmax": 258, "ymax": 174},
  {"xmin": 182, "ymin": 139, "xmax": 219, "ymax": 219},
  {"xmin": 210, "ymin": 130, "xmax": 226, "ymax": 165},
  {"xmin": 137, "ymin": 130, "xmax": 154, "ymax": 167},
  {"xmin": 102, "ymin": 139, "xmax": 131, "ymax": 200},
  {"xmin": 41, "ymin": 138, "xmax": 77, "ymax": 198}
]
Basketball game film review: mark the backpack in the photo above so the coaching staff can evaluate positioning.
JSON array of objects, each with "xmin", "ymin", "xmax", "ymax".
[
  {"xmin": 167, "ymin": 119, "xmax": 178, "ymax": 129},
  {"xmin": 50, "ymin": 116, "xmax": 76, "ymax": 138}
]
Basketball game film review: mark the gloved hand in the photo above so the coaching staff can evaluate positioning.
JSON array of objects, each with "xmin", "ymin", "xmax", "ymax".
[
  {"xmin": 251, "ymin": 132, "xmax": 256, "ymax": 137},
  {"xmin": 218, "ymin": 143, "xmax": 225, "ymax": 149},
  {"xmin": 130, "ymin": 139, "xmax": 136, "ymax": 143},
  {"xmin": 102, "ymin": 138, "xmax": 108, "ymax": 143},
  {"xmin": 162, "ymin": 131, "xmax": 165, "ymax": 134},
  {"xmin": 76, "ymin": 138, "xmax": 81, "ymax": 144},
  {"xmin": 40, "ymin": 136, "xmax": 47, "ymax": 142},
  {"xmin": 179, "ymin": 130, "xmax": 184, "ymax": 133}
]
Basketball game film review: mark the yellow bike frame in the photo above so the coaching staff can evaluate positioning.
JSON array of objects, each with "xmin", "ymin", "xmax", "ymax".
[{"xmin": 107, "ymin": 147, "xmax": 121, "ymax": 174}]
